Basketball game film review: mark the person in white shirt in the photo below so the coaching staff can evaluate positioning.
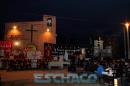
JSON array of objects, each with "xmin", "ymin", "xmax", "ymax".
[
  {"xmin": 59, "ymin": 55, "xmax": 64, "ymax": 62},
  {"xmin": 53, "ymin": 56, "xmax": 58, "ymax": 61},
  {"xmin": 64, "ymin": 50, "xmax": 68, "ymax": 61},
  {"xmin": 12, "ymin": 49, "xmax": 20, "ymax": 59},
  {"xmin": 102, "ymin": 65, "xmax": 113, "ymax": 77},
  {"xmin": 35, "ymin": 50, "xmax": 42, "ymax": 60},
  {"xmin": 27, "ymin": 50, "xmax": 35, "ymax": 60}
]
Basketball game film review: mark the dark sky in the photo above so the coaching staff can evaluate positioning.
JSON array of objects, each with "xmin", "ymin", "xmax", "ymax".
[{"xmin": 1, "ymin": 0, "xmax": 130, "ymax": 45}]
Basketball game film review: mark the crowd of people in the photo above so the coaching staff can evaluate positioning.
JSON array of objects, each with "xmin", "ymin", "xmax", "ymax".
[
  {"xmin": 0, "ymin": 47, "xmax": 46, "ymax": 70},
  {"xmin": 67, "ymin": 52, "xmax": 130, "ymax": 85},
  {"xmin": 0, "ymin": 47, "xmax": 43, "ymax": 60},
  {"xmin": 0, "ymin": 47, "xmax": 130, "ymax": 85}
]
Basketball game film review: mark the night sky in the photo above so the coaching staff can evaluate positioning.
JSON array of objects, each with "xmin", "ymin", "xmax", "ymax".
[{"xmin": 1, "ymin": 0, "xmax": 130, "ymax": 46}]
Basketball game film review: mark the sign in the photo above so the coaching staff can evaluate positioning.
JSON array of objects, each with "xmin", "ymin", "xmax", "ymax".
[
  {"xmin": 0, "ymin": 41, "xmax": 12, "ymax": 48},
  {"xmin": 34, "ymin": 73, "xmax": 98, "ymax": 83},
  {"xmin": 44, "ymin": 43, "xmax": 54, "ymax": 60},
  {"xmin": 8, "ymin": 35, "xmax": 23, "ymax": 39}
]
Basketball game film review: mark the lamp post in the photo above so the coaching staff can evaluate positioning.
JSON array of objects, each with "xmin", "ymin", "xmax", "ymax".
[
  {"xmin": 125, "ymin": 22, "xmax": 130, "ymax": 59},
  {"xmin": 123, "ymin": 26, "xmax": 127, "ymax": 59}
]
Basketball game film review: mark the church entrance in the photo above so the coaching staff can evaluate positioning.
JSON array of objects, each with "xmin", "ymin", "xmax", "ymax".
[{"xmin": 26, "ymin": 44, "xmax": 37, "ymax": 51}]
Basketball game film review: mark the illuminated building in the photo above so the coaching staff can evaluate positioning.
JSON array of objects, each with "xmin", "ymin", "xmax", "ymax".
[
  {"xmin": 93, "ymin": 37, "xmax": 112, "ymax": 58},
  {"xmin": 4, "ymin": 15, "xmax": 56, "ymax": 52},
  {"xmin": 94, "ymin": 37, "xmax": 104, "ymax": 57}
]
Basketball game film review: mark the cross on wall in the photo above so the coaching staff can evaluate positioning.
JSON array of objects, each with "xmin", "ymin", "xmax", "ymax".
[{"xmin": 26, "ymin": 24, "xmax": 38, "ymax": 43}]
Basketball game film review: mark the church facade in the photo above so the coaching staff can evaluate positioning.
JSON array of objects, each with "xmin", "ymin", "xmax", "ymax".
[{"xmin": 4, "ymin": 15, "xmax": 56, "ymax": 52}]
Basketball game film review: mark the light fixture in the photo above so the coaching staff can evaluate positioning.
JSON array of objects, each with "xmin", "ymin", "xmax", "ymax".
[
  {"xmin": 14, "ymin": 41, "xmax": 20, "ymax": 46},
  {"xmin": 8, "ymin": 25, "xmax": 21, "ymax": 36},
  {"xmin": 13, "ymin": 25, "xmax": 17, "ymax": 29},
  {"xmin": 114, "ymin": 79, "xmax": 118, "ymax": 86},
  {"xmin": 47, "ymin": 28, "xmax": 50, "ymax": 32},
  {"xmin": 125, "ymin": 22, "xmax": 129, "ymax": 29},
  {"xmin": 125, "ymin": 22, "xmax": 130, "ymax": 59}
]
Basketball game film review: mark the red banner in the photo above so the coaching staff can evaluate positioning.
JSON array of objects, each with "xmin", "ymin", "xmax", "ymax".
[
  {"xmin": 44, "ymin": 43, "xmax": 54, "ymax": 61},
  {"xmin": 0, "ymin": 41, "xmax": 12, "ymax": 48}
]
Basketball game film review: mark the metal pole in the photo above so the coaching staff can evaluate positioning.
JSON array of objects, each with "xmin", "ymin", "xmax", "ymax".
[
  {"xmin": 30, "ymin": 25, "xmax": 33, "ymax": 43},
  {"xmin": 126, "ymin": 26, "xmax": 130, "ymax": 59},
  {"xmin": 123, "ymin": 27, "xmax": 127, "ymax": 59}
]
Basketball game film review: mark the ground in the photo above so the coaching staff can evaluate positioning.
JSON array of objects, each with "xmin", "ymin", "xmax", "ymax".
[
  {"xmin": 0, "ymin": 69, "xmax": 102, "ymax": 86},
  {"xmin": 0, "ymin": 69, "xmax": 130, "ymax": 86}
]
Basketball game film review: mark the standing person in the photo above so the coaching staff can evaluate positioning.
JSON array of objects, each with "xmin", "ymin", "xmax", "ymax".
[
  {"xmin": 64, "ymin": 50, "xmax": 68, "ymax": 61},
  {"xmin": 79, "ymin": 54, "xmax": 84, "ymax": 67},
  {"xmin": 35, "ymin": 49, "xmax": 42, "ymax": 69},
  {"xmin": 68, "ymin": 53, "xmax": 76, "ymax": 72},
  {"xmin": 0, "ymin": 74, "xmax": 1, "ymax": 86},
  {"xmin": 18, "ymin": 49, "xmax": 25, "ymax": 60},
  {"xmin": 0, "ymin": 47, "xmax": 5, "ymax": 58},
  {"xmin": 12, "ymin": 49, "xmax": 20, "ymax": 59},
  {"xmin": 27, "ymin": 49, "xmax": 36, "ymax": 69},
  {"xmin": 0, "ymin": 48, "xmax": 4, "ymax": 69},
  {"xmin": 35, "ymin": 49, "xmax": 42, "ymax": 60},
  {"xmin": 27, "ymin": 49, "xmax": 35, "ymax": 60},
  {"xmin": 59, "ymin": 55, "xmax": 64, "ymax": 62}
]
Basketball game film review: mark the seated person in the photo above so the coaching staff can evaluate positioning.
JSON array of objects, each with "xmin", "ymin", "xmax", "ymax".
[
  {"xmin": 95, "ymin": 62, "xmax": 105, "ymax": 83},
  {"xmin": 102, "ymin": 64, "xmax": 113, "ymax": 85},
  {"xmin": 95, "ymin": 63, "xmax": 105, "ymax": 76},
  {"xmin": 102, "ymin": 66, "xmax": 113, "ymax": 77}
]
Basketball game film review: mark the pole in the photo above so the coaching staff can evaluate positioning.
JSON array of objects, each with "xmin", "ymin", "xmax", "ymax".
[
  {"xmin": 126, "ymin": 25, "xmax": 130, "ymax": 59},
  {"xmin": 123, "ymin": 27, "xmax": 127, "ymax": 59},
  {"xmin": 30, "ymin": 25, "xmax": 33, "ymax": 43}
]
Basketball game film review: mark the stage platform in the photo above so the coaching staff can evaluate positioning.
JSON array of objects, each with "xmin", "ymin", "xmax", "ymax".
[{"xmin": 0, "ymin": 70, "xmax": 103, "ymax": 86}]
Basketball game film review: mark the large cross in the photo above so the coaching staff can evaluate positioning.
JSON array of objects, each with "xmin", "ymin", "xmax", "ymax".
[{"xmin": 26, "ymin": 24, "xmax": 38, "ymax": 43}]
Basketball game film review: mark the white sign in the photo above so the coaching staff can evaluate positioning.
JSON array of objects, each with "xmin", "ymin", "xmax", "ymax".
[{"xmin": 34, "ymin": 73, "xmax": 98, "ymax": 83}]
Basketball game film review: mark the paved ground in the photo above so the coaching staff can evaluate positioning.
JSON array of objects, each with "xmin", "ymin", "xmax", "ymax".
[
  {"xmin": 0, "ymin": 70, "xmax": 103, "ymax": 86},
  {"xmin": 0, "ymin": 70, "xmax": 130, "ymax": 86},
  {"xmin": 0, "ymin": 70, "xmax": 68, "ymax": 82},
  {"xmin": 2, "ymin": 80, "xmax": 102, "ymax": 86}
]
